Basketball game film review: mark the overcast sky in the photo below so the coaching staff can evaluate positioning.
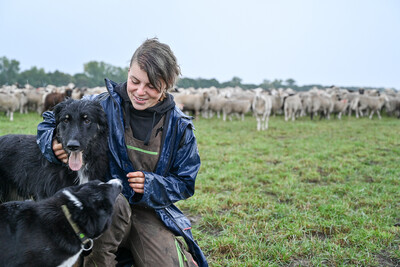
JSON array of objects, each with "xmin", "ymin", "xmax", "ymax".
[{"xmin": 1, "ymin": 0, "xmax": 399, "ymax": 89}]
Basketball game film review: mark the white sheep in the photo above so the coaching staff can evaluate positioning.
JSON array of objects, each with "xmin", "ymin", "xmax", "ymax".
[
  {"xmin": 309, "ymin": 93, "xmax": 334, "ymax": 120},
  {"xmin": 332, "ymin": 96, "xmax": 349, "ymax": 119},
  {"xmin": 356, "ymin": 94, "xmax": 389, "ymax": 119},
  {"xmin": 0, "ymin": 92, "xmax": 20, "ymax": 121},
  {"xmin": 207, "ymin": 95, "xmax": 228, "ymax": 119},
  {"xmin": 14, "ymin": 90, "xmax": 29, "ymax": 114},
  {"xmin": 252, "ymin": 92, "xmax": 272, "ymax": 130},
  {"xmin": 173, "ymin": 91, "xmax": 210, "ymax": 119},
  {"xmin": 385, "ymin": 95, "xmax": 400, "ymax": 117},
  {"xmin": 26, "ymin": 89, "xmax": 45, "ymax": 114},
  {"xmin": 284, "ymin": 94, "xmax": 302, "ymax": 121},
  {"xmin": 222, "ymin": 99, "xmax": 251, "ymax": 121},
  {"xmin": 343, "ymin": 92, "xmax": 361, "ymax": 117}
]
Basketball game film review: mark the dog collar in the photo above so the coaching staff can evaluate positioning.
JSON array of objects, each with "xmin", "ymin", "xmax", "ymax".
[{"xmin": 61, "ymin": 205, "xmax": 93, "ymax": 251}]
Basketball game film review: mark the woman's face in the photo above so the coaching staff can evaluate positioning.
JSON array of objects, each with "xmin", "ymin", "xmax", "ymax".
[{"xmin": 126, "ymin": 62, "xmax": 164, "ymax": 110}]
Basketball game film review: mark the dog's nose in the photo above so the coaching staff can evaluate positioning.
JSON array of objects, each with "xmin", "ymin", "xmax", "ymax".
[{"xmin": 66, "ymin": 140, "xmax": 80, "ymax": 151}]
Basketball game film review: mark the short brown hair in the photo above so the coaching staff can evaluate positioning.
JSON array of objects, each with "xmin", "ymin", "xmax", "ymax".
[{"xmin": 130, "ymin": 38, "xmax": 181, "ymax": 92}]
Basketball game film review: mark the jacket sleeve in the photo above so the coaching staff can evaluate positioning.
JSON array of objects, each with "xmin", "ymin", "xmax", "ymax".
[
  {"xmin": 36, "ymin": 110, "xmax": 61, "ymax": 164},
  {"xmin": 131, "ymin": 126, "xmax": 201, "ymax": 209}
]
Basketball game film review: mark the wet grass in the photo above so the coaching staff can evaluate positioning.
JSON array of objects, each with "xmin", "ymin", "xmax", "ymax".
[{"xmin": 183, "ymin": 115, "xmax": 400, "ymax": 266}]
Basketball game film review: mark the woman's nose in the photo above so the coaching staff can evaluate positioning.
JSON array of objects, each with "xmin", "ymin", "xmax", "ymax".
[{"xmin": 137, "ymin": 84, "xmax": 146, "ymax": 95}]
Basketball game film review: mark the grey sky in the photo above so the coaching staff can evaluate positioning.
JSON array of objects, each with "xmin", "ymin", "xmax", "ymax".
[{"xmin": 1, "ymin": 0, "xmax": 399, "ymax": 89}]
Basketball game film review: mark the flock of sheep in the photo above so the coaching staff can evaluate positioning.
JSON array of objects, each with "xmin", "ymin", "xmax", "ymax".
[
  {"xmin": 171, "ymin": 86, "xmax": 400, "ymax": 130},
  {"xmin": 1, "ymin": 83, "xmax": 399, "ymax": 131},
  {"xmin": 0, "ymin": 83, "xmax": 104, "ymax": 121}
]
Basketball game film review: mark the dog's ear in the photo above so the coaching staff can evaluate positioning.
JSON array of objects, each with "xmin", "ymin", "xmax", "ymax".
[
  {"xmin": 63, "ymin": 189, "xmax": 83, "ymax": 209},
  {"xmin": 53, "ymin": 99, "xmax": 73, "ymax": 123},
  {"xmin": 93, "ymin": 102, "xmax": 108, "ymax": 134}
]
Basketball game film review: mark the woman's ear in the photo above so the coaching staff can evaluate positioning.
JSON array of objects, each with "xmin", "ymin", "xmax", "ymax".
[{"xmin": 159, "ymin": 91, "xmax": 166, "ymax": 101}]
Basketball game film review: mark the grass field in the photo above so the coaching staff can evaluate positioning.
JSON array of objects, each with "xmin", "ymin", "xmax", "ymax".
[{"xmin": 1, "ymin": 112, "xmax": 400, "ymax": 266}]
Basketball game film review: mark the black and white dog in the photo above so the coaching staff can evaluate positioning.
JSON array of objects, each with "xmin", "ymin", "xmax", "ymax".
[
  {"xmin": 0, "ymin": 179, "xmax": 122, "ymax": 267},
  {"xmin": 0, "ymin": 99, "xmax": 109, "ymax": 201}
]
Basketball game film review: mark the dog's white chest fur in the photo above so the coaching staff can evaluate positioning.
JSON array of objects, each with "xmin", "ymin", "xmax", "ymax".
[
  {"xmin": 78, "ymin": 168, "xmax": 89, "ymax": 184},
  {"xmin": 57, "ymin": 250, "xmax": 82, "ymax": 267}
]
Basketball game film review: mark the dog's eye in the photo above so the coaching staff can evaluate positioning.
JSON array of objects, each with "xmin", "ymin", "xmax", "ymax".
[
  {"xmin": 63, "ymin": 115, "xmax": 70, "ymax": 123},
  {"xmin": 83, "ymin": 115, "xmax": 90, "ymax": 124}
]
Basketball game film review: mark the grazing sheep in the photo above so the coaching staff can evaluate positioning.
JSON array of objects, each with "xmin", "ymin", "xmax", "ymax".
[
  {"xmin": 208, "ymin": 95, "xmax": 228, "ymax": 119},
  {"xmin": 356, "ymin": 94, "xmax": 389, "ymax": 119},
  {"xmin": 309, "ymin": 93, "xmax": 334, "ymax": 120},
  {"xmin": 332, "ymin": 97, "xmax": 349, "ymax": 119},
  {"xmin": 0, "ymin": 92, "xmax": 19, "ymax": 121},
  {"xmin": 222, "ymin": 99, "xmax": 252, "ymax": 121},
  {"xmin": 283, "ymin": 94, "xmax": 302, "ymax": 121},
  {"xmin": 173, "ymin": 91, "xmax": 210, "ymax": 119},
  {"xmin": 26, "ymin": 89, "xmax": 45, "ymax": 114},
  {"xmin": 43, "ymin": 89, "xmax": 72, "ymax": 112},
  {"xmin": 384, "ymin": 95, "xmax": 400, "ymax": 118},
  {"xmin": 14, "ymin": 90, "xmax": 29, "ymax": 114},
  {"xmin": 252, "ymin": 92, "xmax": 272, "ymax": 130},
  {"xmin": 71, "ymin": 88, "xmax": 84, "ymax": 99},
  {"xmin": 298, "ymin": 92, "xmax": 312, "ymax": 117},
  {"xmin": 270, "ymin": 93, "xmax": 285, "ymax": 116}
]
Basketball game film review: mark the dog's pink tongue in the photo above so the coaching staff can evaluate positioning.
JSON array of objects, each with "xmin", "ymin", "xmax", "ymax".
[{"xmin": 69, "ymin": 151, "xmax": 83, "ymax": 171}]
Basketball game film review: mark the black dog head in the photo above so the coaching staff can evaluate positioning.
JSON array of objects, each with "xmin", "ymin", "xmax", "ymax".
[
  {"xmin": 62, "ymin": 179, "xmax": 122, "ymax": 239},
  {"xmin": 53, "ymin": 99, "xmax": 108, "ymax": 171}
]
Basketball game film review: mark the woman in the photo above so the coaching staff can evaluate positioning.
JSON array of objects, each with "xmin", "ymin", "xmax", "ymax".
[{"xmin": 37, "ymin": 38, "xmax": 207, "ymax": 267}]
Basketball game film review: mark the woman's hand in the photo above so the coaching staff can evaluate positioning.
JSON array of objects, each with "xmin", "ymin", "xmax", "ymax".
[
  {"xmin": 127, "ymin": 171, "xmax": 145, "ymax": 194},
  {"xmin": 52, "ymin": 139, "xmax": 68, "ymax": 164}
]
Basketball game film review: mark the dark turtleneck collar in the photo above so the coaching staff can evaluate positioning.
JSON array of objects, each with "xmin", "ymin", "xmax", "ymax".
[{"xmin": 115, "ymin": 82, "xmax": 175, "ymax": 145}]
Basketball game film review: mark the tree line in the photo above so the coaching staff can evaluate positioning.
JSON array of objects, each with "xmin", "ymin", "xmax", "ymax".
[
  {"xmin": 0, "ymin": 56, "xmax": 384, "ymax": 92},
  {"xmin": 0, "ymin": 56, "xmax": 128, "ymax": 88}
]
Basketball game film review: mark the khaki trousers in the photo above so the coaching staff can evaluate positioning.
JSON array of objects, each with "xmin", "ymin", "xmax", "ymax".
[{"xmin": 83, "ymin": 194, "xmax": 198, "ymax": 267}]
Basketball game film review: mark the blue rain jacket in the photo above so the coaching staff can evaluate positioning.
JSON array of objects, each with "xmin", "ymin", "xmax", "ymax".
[{"xmin": 37, "ymin": 79, "xmax": 208, "ymax": 267}]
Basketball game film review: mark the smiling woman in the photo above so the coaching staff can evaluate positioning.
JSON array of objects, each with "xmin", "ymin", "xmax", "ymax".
[
  {"xmin": 127, "ymin": 62, "xmax": 164, "ymax": 110},
  {"xmin": 36, "ymin": 38, "xmax": 208, "ymax": 267}
]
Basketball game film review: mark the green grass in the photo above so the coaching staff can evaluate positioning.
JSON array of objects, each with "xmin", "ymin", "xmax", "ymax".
[
  {"xmin": 1, "ymin": 112, "xmax": 400, "ymax": 266},
  {"xmin": 0, "ymin": 112, "xmax": 43, "ymax": 135}
]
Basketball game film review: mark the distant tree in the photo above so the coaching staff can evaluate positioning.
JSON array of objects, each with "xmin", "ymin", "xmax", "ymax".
[
  {"xmin": 177, "ymin": 77, "xmax": 197, "ymax": 88},
  {"xmin": 240, "ymin": 83, "xmax": 259, "ymax": 90},
  {"xmin": 84, "ymin": 61, "xmax": 107, "ymax": 87},
  {"xmin": 84, "ymin": 61, "xmax": 128, "ymax": 87},
  {"xmin": 196, "ymin": 78, "xmax": 220, "ymax": 88},
  {"xmin": 285, "ymin": 78, "xmax": 296, "ymax": 87},
  {"xmin": 231, "ymin": 76, "xmax": 242, "ymax": 86},
  {"xmin": 0, "ymin": 56, "xmax": 20, "ymax": 85},
  {"xmin": 47, "ymin": 70, "xmax": 73, "ymax": 86},
  {"xmin": 220, "ymin": 76, "xmax": 242, "ymax": 88},
  {"xmin": 18, "ymin": 67, "xmax": 49, "ymax": 87},
  {"xmin": 73, "ymin": 73, "xmax": 91, "ymax": 88},
  {"xmin": 176, "ymin": 77, "xmax": 220, "ymax": 89},
  {"xmin": 260, "ymin": 79, "xmax": 271, "ymax": 90},
  {"xmin": 106, "ymin": 65, "xmax": 128, "ymax": 84},
  {"xmin": 270, "ymin": 79, "xmax": 283, "ymax": 89}
]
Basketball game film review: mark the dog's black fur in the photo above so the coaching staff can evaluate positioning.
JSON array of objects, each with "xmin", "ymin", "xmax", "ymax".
[
  {"xmin": 0, "ymin": 99, "xmax": 109, "ymax": 201},
  {"xmin": 0, "ymin": 179, "xmax": 122, "ymax": 267}
]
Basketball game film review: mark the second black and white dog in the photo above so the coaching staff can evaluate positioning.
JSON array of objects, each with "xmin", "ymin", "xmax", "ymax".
[
  {"xmin": 0, "ymin": 179, "xmax": 122, "ymax": 267},
  {"xmin": 0, "ymin": 98, "xmax": 109, "ymax": 201}
]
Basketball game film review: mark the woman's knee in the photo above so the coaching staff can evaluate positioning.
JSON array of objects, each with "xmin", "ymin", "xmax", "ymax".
[{"xmin": 113, "ymin": 194, "xmax": 132, "ymax": 224}]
